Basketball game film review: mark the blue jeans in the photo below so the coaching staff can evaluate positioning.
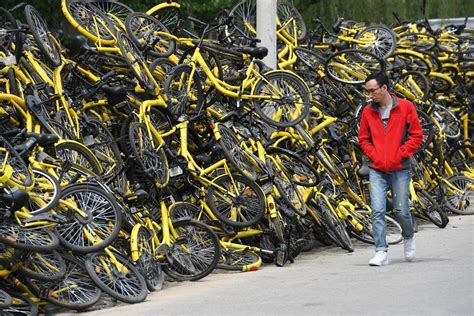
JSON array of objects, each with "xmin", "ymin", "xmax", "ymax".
[{"xmin": 369, "ymin": 168, "xmax": 414, "ymax": 252}]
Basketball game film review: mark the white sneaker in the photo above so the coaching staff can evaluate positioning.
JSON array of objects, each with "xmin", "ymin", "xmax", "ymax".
[
  {"xmin": 404, "ymin": 237, "xmax": 416, "ymax": 261},
  {"xmin": 369, "ymin": 251, "xmax": 389, "ymax": 266}
]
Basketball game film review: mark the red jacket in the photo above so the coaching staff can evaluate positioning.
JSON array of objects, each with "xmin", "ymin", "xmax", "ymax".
[{"xmin": 358, "ymin": 96, "xmax": 423, "ymax": 172}]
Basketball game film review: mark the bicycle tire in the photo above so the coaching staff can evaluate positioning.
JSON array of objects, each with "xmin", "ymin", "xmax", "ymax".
[
  {"xmin": 149, "ymin": 57, "xmax": 176, "ymax": 82},
  {"xmin": 0, "ymin": 136, "xmax": 34, "ymax": 190},
  {"xmin": 266, "ymin": 146, "xmax": 319, "ymax": 187},
  {"xmin": 179, "ymin": 46, "xmax": 223, "ymax": 107},
  {"xmin": 85, "ymin": 251, "xmax": 148, "ymax": 304},
  {"xmin": 1, "ymin": 292, "xmax": 38, "ymax": 316},
  {"xmin": 0, "ymin": 288, "xmax": 12, "ymax": 309},
  {"xmin": 133, "ymin": 225, "xmax": 164, "ymax": 292},
  {"xmin": 128, "ymin": 121, "xmax": 169, "ymax": 187},
  {"xmin": 116, "ymin": 31, "xmax": 158, "ymax": 94},
  {"xmin": 277, "ymin": 0, "xmax": 306, "ymax": 40},
  {"xmin": 252, "ymin": 70, "xmax": 311, "ymax": 128},
  {"xmin": 0, "ymin": 223, "xmax": 59, "ymax": 253},
  {"xmin": 443, "ymin": 175, "xmax": 474, "ymax": 215},
  {"xmin": 28, "ymin": 168, "xmax": 61, "ymax": 215},
  {"xmin": 354, "ymin": 24, "xmax": 397, "ymax": 59},
  {"xmin": 416, "ymin": 109, "xmax": 435, "ymax": 152},
  {"xmin": 217, "ymin": 123, "xmax": 257, "ymax": 181},
  {"xmin": 24, "ymin": 4, "xmax": 61, "ymax": 67},
  {"xmin": 207, "ymin": 174, "xmax": 265, "ymax": 228},
  {"xmin": 397, "ymin": 32, "xmax": 437, "ymax": 51},
  {"xmin": 389, "ymin": 50, "xmax": 432, "ymax": 75},
  {"xmin": 272, "ymin": 160, "xmax": 306, "ymax": 216},
  {"xmin": 54, "ymin": 183, "xmax": 122, "ymax": 253},
  {"xmin": 54, "ymin": 140, "xmax": 103, "ymax": 176},
  {"xmin": 163, "ymin": 219, "xmax": 220, "ymax": 281},
  {"xmin": 17, "ymin": 250, "xmax": 66, "ymax": 281},
  {"xmin": 431, "ymin": 103, "xmax": 461, "ymax": 140},
  {"xmin": 217, "ymin": 247, "xmax": 262, "ymax": 271},
  {"xmin": 125, "ymin": 12, "xmax": 176, "ymax": 58},
  {"xmin": 146, "ymin": 2, "xmax": 182, "ymax": 33},
  {"xmin": 25, "ymin": 254, "xmax": 102, "ymax": 310},
  {"xmin": 163, "ymin": 64, "xmax": 204, "ymax": 118},
  {"xmin": 416, "ymin": 187, "xmax": 449, "ymax": 228},
  {"xmin": 324, "ymin": 49, "xmax": 386, "ymax": 84},
  {"xmin": 394, "ymin": 70, "xmax": 430, "ymax": 102}
]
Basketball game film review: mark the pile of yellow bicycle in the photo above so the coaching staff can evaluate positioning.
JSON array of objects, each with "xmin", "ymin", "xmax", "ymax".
[{"xmin": 0, "ymin": 0, "xmax": 472, "ymax": 314}]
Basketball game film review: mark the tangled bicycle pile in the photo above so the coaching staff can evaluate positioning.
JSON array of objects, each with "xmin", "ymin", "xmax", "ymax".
[{"xmin": 0, "ymin": 0, "xmax": 472, "ymax": 314}]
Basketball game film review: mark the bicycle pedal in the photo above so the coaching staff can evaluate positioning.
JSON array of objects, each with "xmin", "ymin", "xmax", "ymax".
[{"xmin": 275, "ymin": 244, "xmax": 288, "ymax": 267}]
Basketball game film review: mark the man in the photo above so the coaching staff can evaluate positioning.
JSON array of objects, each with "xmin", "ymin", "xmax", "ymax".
[{"xmin": 358, "ymin": 72, "xmax": 423, "ymax": 266}]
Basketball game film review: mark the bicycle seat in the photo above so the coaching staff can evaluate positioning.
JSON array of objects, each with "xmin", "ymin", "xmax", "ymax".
[
  {"xmin": 103, "ymin": 85, "xmax": 127, "ymax": 107},
  {"xmin": 27, "ymin": 132, "xmax": 59, "ymax": 147},
  {"xmin": 330, "ymin": 42, "xmax": 349, "ymax": 51},
  {"xmin": 239, "ymin": 46, "xmax": 268, "ymax": 59},
  {"xmin": 0, "ymin": 186, "xmax": 30, "ymax": 212}
]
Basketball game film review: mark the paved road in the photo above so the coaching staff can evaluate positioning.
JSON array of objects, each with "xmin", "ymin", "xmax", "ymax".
[{"xmin": 60, "ymin": 215, "xmax": 474, "ymax": 316}]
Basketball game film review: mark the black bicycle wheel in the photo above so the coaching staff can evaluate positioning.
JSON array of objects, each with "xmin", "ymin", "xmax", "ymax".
[
  {"xmin": 324, "ymin": 49, "xmax": 386, "ymax": 84},
  {"xmin": 0, "ymin": 223, "xmax": 59, "ymax": 253},
  {"xmin": 354, "ymin": 24, "xmax": 397, "ymax": 59},
  {"xmin": 116, "ymin": 31, "xmax": 158, "ymax": 94},
  {"xmin": 163, "ymin": 219, "xmax": 220, "ymax": 281},
  {"xmin": 267, "ymin": 146, "xmax": 319, "ymax": 187},
  {"xmin": 54, "ymin": 140, "xmax": 103, "ymax": 176},
  {"xmin": 217, "ymin": 124, "xmax": 257, "ymax": 181},
  {"xmin": 252, "ymin": 70, "xmax": 310, "ymax": 128},
  {"xmin": 163, "ymin": 64, "xmax": 204, "ymax": 118},
  {"xmin": 25, "ymin": 254, "xmax": 102, "ymax": 310},
  {"xmin": 28, "ymin": 169, "xmax": 61, "ymax": 215},
  {"xmin": 24, "ymin": 4, "xmax": 61, "ymax": 67},
  {"xmin": 277, "ymin": 1, "xmax": 306, "ymax": 40},
  {"xmin": 128, "ymin": 121, "xmax": 169, "ymax": 187},
  {"xmin": 147, "ymin": 3, "xmax": 182, "ymax": 33},
  {"xmin": 179, "ymin": 47, "xmax": 223, "ymax": 107},
  {"xmin": 388, "ymin": 51, "xmax": 432, "ymax": 75},
  {"xmin": 217, "ymin": 247, "xmax": 261, "ymax": 271},
  {"xmin": 17, "ymin": 250, "xmax": 66, "ymax": 281},
  {"xmin": 207, "ymin": 174, "xmax": 265, "ymax": 228},
  {"xmin": 135, "ymin": 225, "xmax": 164, "ymax": 292},
  {"xmin": 416, "ymin": 187, "xmax": 449, "ymax": 228},
  {"xmin": 0, "ymin": 136, "xmax": 34, "ymax": 190},
  {"xmin": 125, "ymin": 12, "xmax": 176, "ymax": 58},
  {"xmin": 416, "ymin": 110, "xmax": 435, "ymax": 152},
  {"xmin": 443, "ymin": 175, "xmax": 474, "ymax": 215},
  {"xmin": 397, "ymin": 32, "xmax": 437, "ymax": 51},
  {"xmin": 0, "ymin": 289, "xmax": 12, "ymax": 309},
  {"xmin": 54, "ymin": 183, "xmax": 122, "ymax": 253},
  {"xmin": 394, "ymin": 70, "xmax": 430, "ymax": 102},
  {"xmin": 272, "ymin": 160, "xmax": 306, "ymax": 216},
  {"xmin": 149, "ymin": 57, "xmax": 176, "ymax": 83},
  {"xmin": 431, "ymin": 103, "xmax": 461, "ymax": 140},
  {"xmin": 1, "ymin": 292, "xmax": 38, "ymax": 316},
  {"xmin": 85, "ymin": 251, "xmax": 147, "ymax": 304}
]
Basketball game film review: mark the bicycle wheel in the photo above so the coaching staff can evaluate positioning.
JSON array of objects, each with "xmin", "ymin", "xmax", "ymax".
[
  {"xmin": 438, "ymin": 36, "xmax": 474, "ymax": 55},
  {"xmin": 146, "ymin": 2, "xmax": 182, "ymax": 33},
  {"xmin": 324, "ymin": 49, "xmax": 385, "ymax": 84},
  {"xmin": 28, "ymin": 169, "xmax": 61, "ymax": 215},
  {"xmin": 135, "ymin": 225, "xmax": 164, "ymax": 292},
  {"xmin": 394, "ymin": 70, "xmax": 430, "ymax": 102},
  {"xmin": 271, "ymin": 160, "xmax": 306, "ymax": 216},
  {"xmin": 217, "ymin": 247, "xmax": 262, "ymax": 271},
  {"xmin": 128, "ymin": 122, "xmax": 169, "ymax": 187},
  {"xmin": 448, "ymin": 145, "xmax": 474, "ymax": 174},
  {"xmin": 397, "ymin": 32, "xmax": 437, "ymax": 51},
  {"xmin": 0, "ymin": 289, "xmax": 12, "ymax": 309},
  {"xmin": 229, "ymin": 0, "xmax": 257, "ymax": 45},
  {"xmin": 207, "ymin": 174, "xmax": 265, "ymax": 228},
  {"xmin": 1, "ymin": 292, "xmax": 38, "ymax": 316},
  {"xmin": 116, "ymin": 31, "xmax": 158, "ymax": 94},
  {"xmin": 163, "ymin": 64, "xmax": 204, "ymax": 117},
  {"xmin": 17, "ymin": 250, "xmax": 66, "ymax": 282},
  {"xmin": 389, "ymin": 51, "xmax": 432, "ymax": 75},
  {"xmin": 277, "ymin": 1, "xmax": 306, "ymax": 40},
  {"xmin": 431, "ymin": 103, "xmax": 461, "ymax": 140},
  {"xmin": 0, "ymin": 136, "xmax": 34, "ymax": 190},
  {"xmin": 125, "ymin": 12, "xmax": 176, "ymax": 58},
  {"xmin": 85, "ymin": 251, "xmax": 148, "ymax": 304},
  {"xmin": 416, "ymin": 187, "xmax": 449, "ymax": 228},
  {"xmin": 416, "ymin": 110, "xmax": 435, "ymax": 152},
  {"xmin": 163, "ymin": 219, "xmax": 220, "ymax": 281},
  {"xmin": 54, "ymin": 183, "xmax": 122, "ymax": 253},
  {"xmin": 54, "ymin": 140, "xmax": 103, "ymax": 176},
  {"xmin": 149, "ymin": 57, "xmax": 176, "ymax": 82},
  {"xmin": 217, "ymin": 124, "xmax": 257, "ymax": 181},
  {"xmin": 179, "ymin": 47, "xmax": 223, "ymax": 107},
  {"xmin": 252, "ymin": 70, "xmax": 311, "ymax": 128},
  {"xmin": 294, "ymin": 47, "xmax": 326, "ymax": 70},
  {"xmin": 25, "ymin": 254, "xmax": 102, "ymax": 310},
  {"xmin": 354, "ymin": 24, "xmax": 397, "ymax": 59},
  {"xmin": 443, "ymin": 175, "xmax": 474, "ymax": 215},
  {"xmin": 25, "ymin": 4, "xmax": 61, "ymax": 67},
  {"xmin": 267, "ymin": 146, "xmax": 319, "ymax": 187},
  {"xmin": 0, "ymin": 223, "xmax": 59, "ymax": 252}
]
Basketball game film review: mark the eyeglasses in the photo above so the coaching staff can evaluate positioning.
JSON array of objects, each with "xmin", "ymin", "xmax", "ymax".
[{"xmin": 364, "ymin": 86, "xmax": 382, "ymax": 94}]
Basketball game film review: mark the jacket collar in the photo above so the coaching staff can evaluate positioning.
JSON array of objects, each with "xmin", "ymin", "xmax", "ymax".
[{"xmin": 369, "ymin": 94, "xmax": 399, "ymax": 111}]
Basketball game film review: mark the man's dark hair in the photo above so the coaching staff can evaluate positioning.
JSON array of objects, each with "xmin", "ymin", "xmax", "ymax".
[{"xmin": 365, "ymin": 72, "xmax": 390, "ymax": 89}]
